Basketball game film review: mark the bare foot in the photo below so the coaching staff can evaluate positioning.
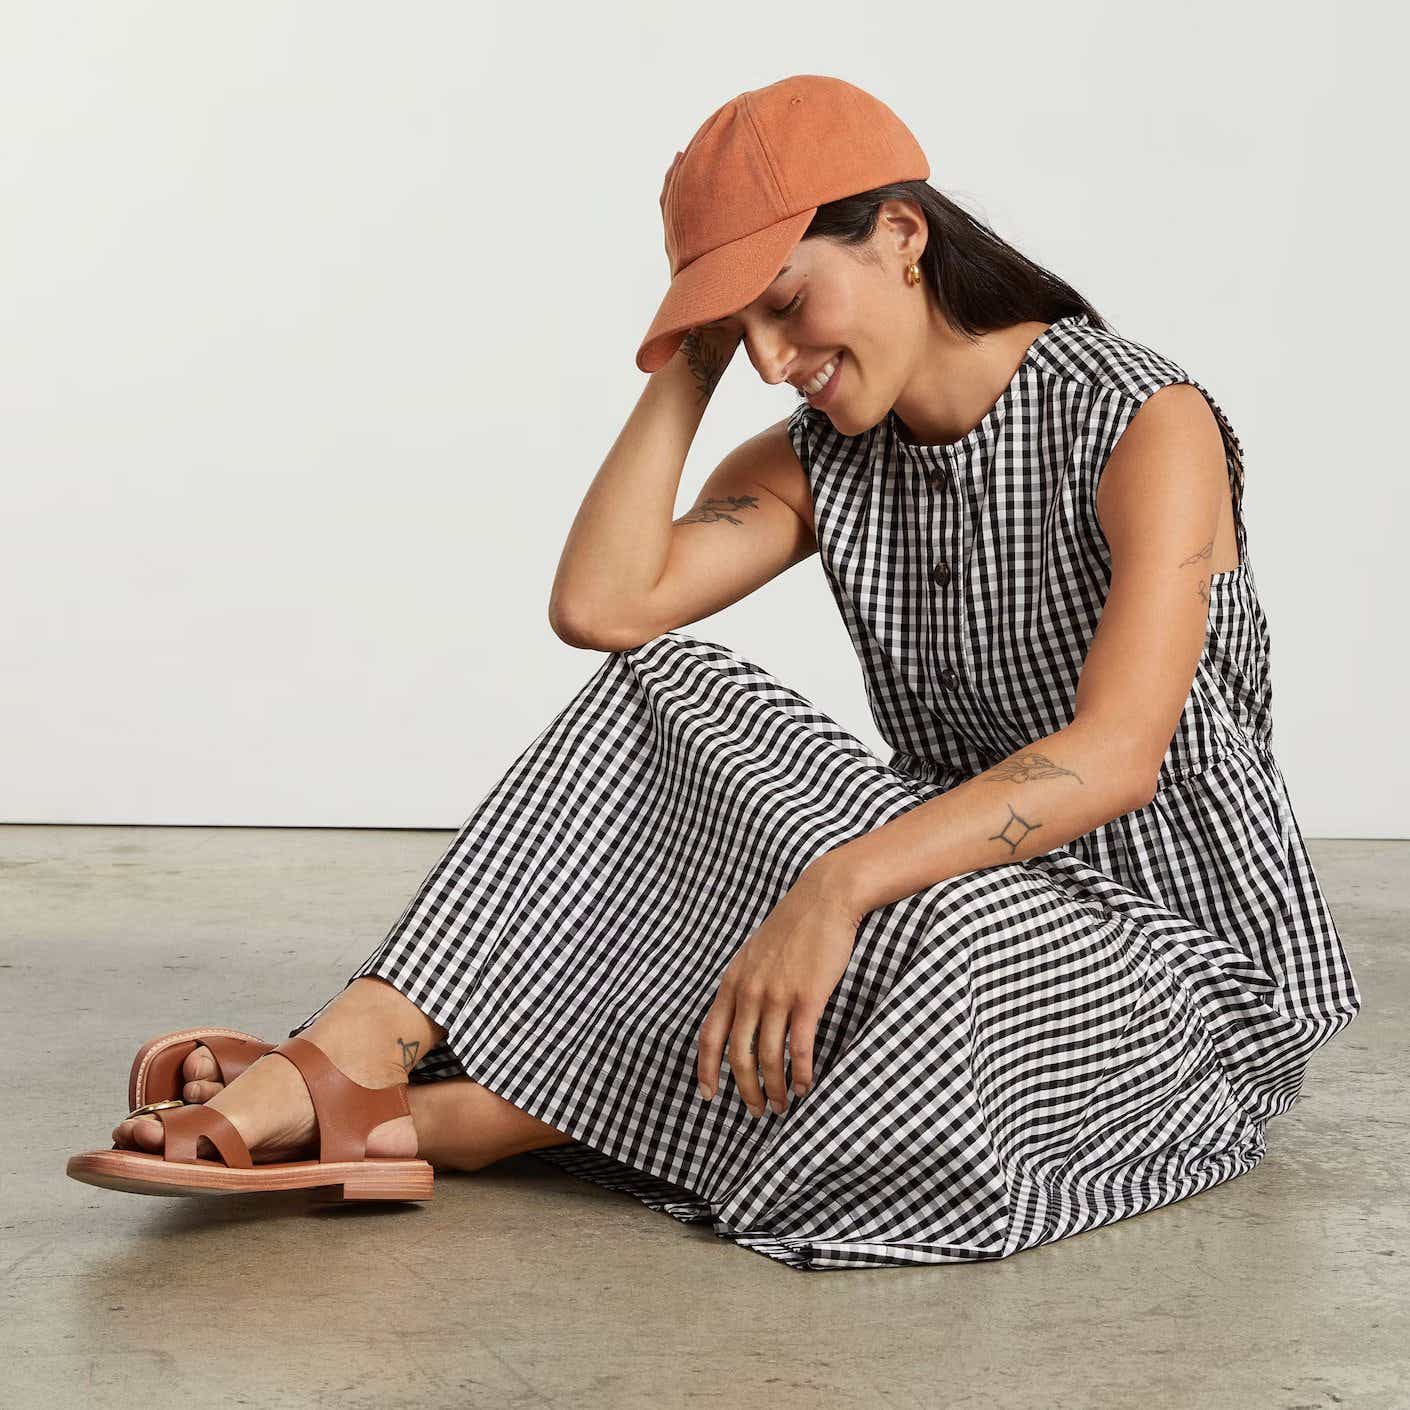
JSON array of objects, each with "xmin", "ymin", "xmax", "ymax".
[
  {"xmin": 153, "ymin": 1042, "xmax": 231, "ymax": 1105},
  {"xmin": 111, "ymin": 1033, "xmax": 417, "ymax": 1164}
]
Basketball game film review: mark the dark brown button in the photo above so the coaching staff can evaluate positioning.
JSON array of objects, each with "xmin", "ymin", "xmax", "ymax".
[
  {"xmin": 939, "ymin": 665, "xmax": 960, "ymax": 690},
  {"xmin": 931, "ymin": 559, "xmax": 951, "ymax": 587},
  {"xmin": 927, "ymin": 467, "xmax": 945, "ymax": 489}
]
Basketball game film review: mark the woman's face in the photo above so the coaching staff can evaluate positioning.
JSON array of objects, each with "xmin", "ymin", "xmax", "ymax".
[{"xmin": 699, "ymin": 200, "xmax": 930, "ymax": 437}]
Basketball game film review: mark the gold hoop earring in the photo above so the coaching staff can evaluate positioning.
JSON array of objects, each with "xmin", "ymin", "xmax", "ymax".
[{"xmin": 905, "ymin": 262, "xmax": 921, "ymax": 286}]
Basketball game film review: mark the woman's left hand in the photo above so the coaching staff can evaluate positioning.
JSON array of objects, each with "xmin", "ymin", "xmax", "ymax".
[{"xmin": 695, "ymin": 863, "xmax": 862, "ymax": 1117}]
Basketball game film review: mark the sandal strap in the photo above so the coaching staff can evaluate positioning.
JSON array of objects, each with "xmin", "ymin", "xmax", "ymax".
[
  {"xmin": 152, "ymin": 1102, "xmax": 255, "ymax": 1168},
  {"xmin": 265, "ymin": 1035, "xmax": 410, "ymax": 1165}
]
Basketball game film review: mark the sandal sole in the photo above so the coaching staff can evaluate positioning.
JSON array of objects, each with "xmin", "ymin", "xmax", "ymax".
[{"xmin": 66, "ymin": 1149, "xmax": 434, "ymax": 1202}]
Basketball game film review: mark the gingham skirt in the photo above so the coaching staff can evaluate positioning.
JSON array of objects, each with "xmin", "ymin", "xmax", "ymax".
[{"xmin": 289, "ymin": 631, "xmax": 1270, "ymax": 1272}]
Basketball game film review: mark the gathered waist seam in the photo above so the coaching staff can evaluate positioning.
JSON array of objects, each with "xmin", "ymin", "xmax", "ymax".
[{"xmin": 1158, "ymin": 738, "xmax": 1276, "ymax": 791}]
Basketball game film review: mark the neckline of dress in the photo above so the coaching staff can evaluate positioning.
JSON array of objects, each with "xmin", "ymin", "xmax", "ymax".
[{"xmin": 885, "ymin": 313, "xmax": 1086, "ymax": 464}]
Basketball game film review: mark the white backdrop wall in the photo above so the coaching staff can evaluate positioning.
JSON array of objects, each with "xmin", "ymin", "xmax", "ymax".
[{"xmin": 4, "ymin": 1, "xmax": 1403, "ymax": 834}]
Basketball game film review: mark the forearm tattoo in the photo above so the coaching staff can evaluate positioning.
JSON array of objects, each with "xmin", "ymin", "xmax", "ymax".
[
  {"xmin": 982, "ymin": 751, "xmax": 1084, "ymax": 786},
  {"xmin": 676, "ymin": 494, "xmax": 761, "ymax": 526},
  {"xmin": 679, "ymin": 330, "xmax": 729, "ymax": 401},
  {"xmin": 988, "ymin": 802, "xmax": 1043, "ymax": 856},
  {"xmin": 980, "ymin": 750, "xmax": 1082, "ymax": 857}
]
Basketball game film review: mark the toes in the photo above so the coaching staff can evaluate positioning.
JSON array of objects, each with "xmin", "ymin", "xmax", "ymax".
[
  {"xmin": 182, "ymin": 1046, "xmax": 219, "ymax": 1083},
  {"xmin": 183, "ymin": 1079, "xmax": 223, "ymax": 1103},
  {"xmin": 111, "ymin": 1116, "xmax": 164, "ymax": 1150}
]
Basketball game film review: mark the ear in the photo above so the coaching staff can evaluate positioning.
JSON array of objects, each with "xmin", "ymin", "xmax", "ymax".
[{"xmin": 879, "ymin": 197, "xmax": 927, "ymax": 263}]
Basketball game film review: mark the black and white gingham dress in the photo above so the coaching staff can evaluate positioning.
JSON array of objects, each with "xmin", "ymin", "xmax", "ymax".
[{"xmin": 290, "ymin": 313, "xmax": 1361, "ymax": 1272}]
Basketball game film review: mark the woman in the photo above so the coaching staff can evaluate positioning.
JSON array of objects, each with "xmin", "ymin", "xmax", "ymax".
[{"xmin": 68, "ymin": 75, "xmax": 1361, "ymax": 1272}]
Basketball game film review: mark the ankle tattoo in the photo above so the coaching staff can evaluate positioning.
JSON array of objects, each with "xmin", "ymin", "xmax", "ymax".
[{"xmin": 395, "ymin": 1037, "xmax": 421, "ymax": 1073}]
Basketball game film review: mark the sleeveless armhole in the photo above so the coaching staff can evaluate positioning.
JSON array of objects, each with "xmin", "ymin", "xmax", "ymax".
[{"xmin": 1101, "ymin": 375, "xmax": 1251, "ymax": 580}]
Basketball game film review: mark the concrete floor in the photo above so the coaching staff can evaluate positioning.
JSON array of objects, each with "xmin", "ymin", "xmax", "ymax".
[{"xmin": 3, "ymin": 824, "xmax": 1405, "ymax": 1409}]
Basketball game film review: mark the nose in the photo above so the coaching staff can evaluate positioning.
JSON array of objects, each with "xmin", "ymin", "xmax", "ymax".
[{"xmin": 742, "ymin": 329, "xmax": 796, "ymax": 387}]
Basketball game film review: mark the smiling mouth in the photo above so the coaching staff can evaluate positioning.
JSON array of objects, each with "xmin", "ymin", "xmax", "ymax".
[{"xmin": 798, "ymin": 350, "xmax": 844, "ymax": 399}]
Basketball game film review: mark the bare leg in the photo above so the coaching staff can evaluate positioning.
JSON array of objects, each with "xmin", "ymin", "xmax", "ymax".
[{"xmin": 409, "ymin": 1077, "xmax": 576, "ymax": 1171}]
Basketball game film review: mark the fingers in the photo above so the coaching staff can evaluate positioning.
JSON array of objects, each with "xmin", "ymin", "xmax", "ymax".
[
  {"xmin": 696, "ymin": 979, "xmax": 820, "ymax": 1116},
  {"xmin": 728, "ymin": 997, "xmax": 768, "ymax": 1117},
  {"xmin": 696, "ymin": 980, "xmax": 772, "ymax": 1116},
  {"xmin": 696, "ymin": 988, "xmax": 734, "ymax": 1101},
  {"xmin": 755, "ymin": 1006, "xmax": 791, "ymax": 1115},
  {"xmin": 787, "ymin": 1002, "xmax": 821, "ymax": 1097}
]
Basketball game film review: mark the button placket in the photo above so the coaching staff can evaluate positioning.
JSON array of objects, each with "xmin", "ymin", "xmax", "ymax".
[
  {"xmin": 925, "ymin": 448, "xmax": 965, "ymax": 698},
  {"xmin": 946, "ymin": 444, "xmax": 981, "ymax": 688}
]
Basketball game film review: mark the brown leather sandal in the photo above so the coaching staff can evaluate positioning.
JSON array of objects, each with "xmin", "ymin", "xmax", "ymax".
[
  {"xmin": 69, "ymin": 1035, "xmax": 434, "ymax": 1203},
  {"xmin": 127, "ymin": 1027, "xmax": 277, "ymax": 1112}
]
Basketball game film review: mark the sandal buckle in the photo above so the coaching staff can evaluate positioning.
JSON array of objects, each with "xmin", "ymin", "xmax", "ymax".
[{"xmin": 125, "ymin": 1098, "xmax": 186, "ymax": 1119}]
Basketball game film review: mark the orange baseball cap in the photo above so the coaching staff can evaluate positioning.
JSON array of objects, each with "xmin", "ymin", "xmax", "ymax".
[{"xmin": 636, "ymin": 74, "xmax": 930, "ymax": 374}]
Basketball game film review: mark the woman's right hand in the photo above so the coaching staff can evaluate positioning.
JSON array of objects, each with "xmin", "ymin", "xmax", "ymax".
[{"xmin": 673, "ymin": 324, "xmax": 743, "ymax": 403}]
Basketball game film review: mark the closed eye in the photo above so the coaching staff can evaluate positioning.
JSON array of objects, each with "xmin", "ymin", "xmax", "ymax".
[{"xmin": 772, "ymin": 292, "xmax": 804, "ymax": 320}]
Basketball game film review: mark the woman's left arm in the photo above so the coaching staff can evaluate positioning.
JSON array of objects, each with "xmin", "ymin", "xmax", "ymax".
[
  {"xmin": 696, "ymin": 384, "xmax": 1235, "ymax": 1114},
  {"xmin": 818, "ymin": 382, "xmax": 1235, "ymax": 920}
]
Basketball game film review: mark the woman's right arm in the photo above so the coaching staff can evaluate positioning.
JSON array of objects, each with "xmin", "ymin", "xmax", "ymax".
[{"xmin": 547, "ymin": 330, "xmax": 818, "ymax": 652}]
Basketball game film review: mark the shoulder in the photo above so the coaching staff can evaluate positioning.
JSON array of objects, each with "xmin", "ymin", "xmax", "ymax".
[
  {"xmin": 785, "ymin": 401, "xmax": 836, "ymax": 462},
  {"xmin": 784, "ymin": 401, "xmax": 816, "ymax": 459},
  {"xmin": 1098, "ymin": 381, "xmax": 1229, "ymax": 508},
  {"xmin": 1032, "ymin": 316, "xmax": 1242, "ymax": 474},
  {"xmin": 1026, "ymin": 313, "xmax": 1192, "ymax": 405},
  {"xmin": 783, "ymin": 404, "xmax": 864, "ymax": 502},
  {"xmin": 785, "ymin": 402, "xmax": 883, "ymax": 482}
]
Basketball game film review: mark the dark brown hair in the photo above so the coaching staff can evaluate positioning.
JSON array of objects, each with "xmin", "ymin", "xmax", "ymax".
[{"xmin": 801, "ymin": 180, "xmax": 1108, "ymax": 339}]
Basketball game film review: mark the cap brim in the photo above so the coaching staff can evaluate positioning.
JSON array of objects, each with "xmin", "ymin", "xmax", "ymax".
[{"xmin": 635, "ymin": 207, "xmax": 818, "ymax": 374}]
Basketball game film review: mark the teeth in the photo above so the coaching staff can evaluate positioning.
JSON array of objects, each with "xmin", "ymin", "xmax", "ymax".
[{"xmin": 802, "ymin": 354, "xmax": 840, "ymax": 395}]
